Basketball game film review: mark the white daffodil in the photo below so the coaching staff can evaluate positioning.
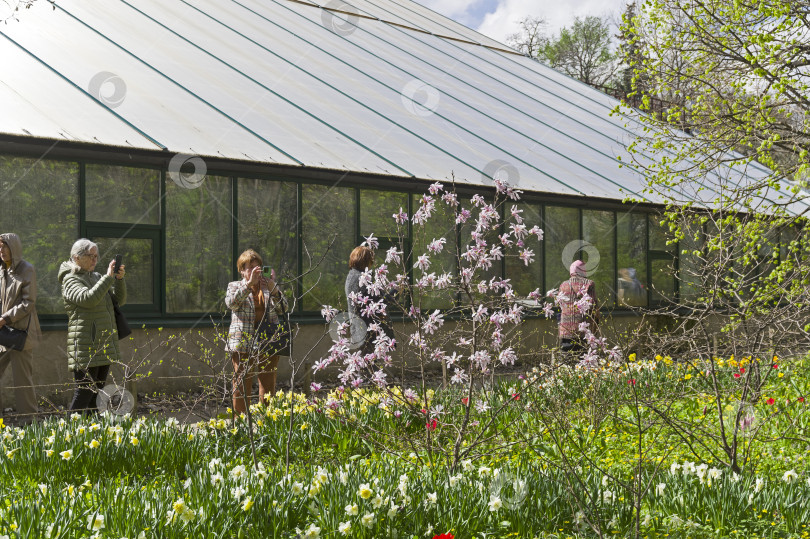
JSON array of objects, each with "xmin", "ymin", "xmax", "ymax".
[
  {"xmin": 755, "ymin": 477, "xmax": 765, "ymax": 493},
  {"xmin": 655, "ymin": 483, "xmax": 666, "ymax": 496},
  {"xmin": 361, "ymin": 513, "xmax": 376, "ymax": 528},
  {"xmin": 87, "ymin": 513, "xmax": 105, "ymax": 531},
  {"xmin": 426, "ymin": 492, "xmax": 438, "ymax": 505},
  {"xmin": 338, "ymin": 521, "xmax": 351, "ymax": 535},
  {"xmin": 783, "ymin": 470, "xmax": 798, "ymax": 484},
  {"xmin": 358, "ymin": 483, "xmax": 373, "ymax": 499},
  {"xmin": 211, "ymin": 473, "xmax": 224, "ymax": 487},
  {"xmin": 488, "ymin": 495, "xmax": 502, "ymax": 512},
  {"xmin": 345, "ymin": 503, "xmax": 359, "ymax": 516}
]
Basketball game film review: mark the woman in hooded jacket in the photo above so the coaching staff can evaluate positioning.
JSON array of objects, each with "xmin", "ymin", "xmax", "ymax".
[
  {"xmin": 0, "ymin": 233, "xmax": 42, "ymax": 423},
  {"xmin": 58, "ymin": 239, "xmax": 126, "ymax": 414}
]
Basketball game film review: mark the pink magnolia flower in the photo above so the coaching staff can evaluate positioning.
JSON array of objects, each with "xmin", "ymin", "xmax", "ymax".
[{"xmin": 393, "ymin": 207, "xmax": 408, "ymax": 224}]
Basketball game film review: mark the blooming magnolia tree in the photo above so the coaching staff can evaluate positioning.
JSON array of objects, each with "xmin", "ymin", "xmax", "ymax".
[{"xmin": 312, "ymin": 179, "xmax": 611, "ymax": 466}]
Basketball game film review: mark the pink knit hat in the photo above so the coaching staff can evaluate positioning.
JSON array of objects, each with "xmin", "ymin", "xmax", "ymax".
[{"xmin": 569, "ymin": 260, "xmax": 586, "ymax": 277}]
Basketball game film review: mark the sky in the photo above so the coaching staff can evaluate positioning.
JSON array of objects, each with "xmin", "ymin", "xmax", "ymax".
[{"xmin": 412, "ymin": 0, "xmax": 627, "ymax": 47}]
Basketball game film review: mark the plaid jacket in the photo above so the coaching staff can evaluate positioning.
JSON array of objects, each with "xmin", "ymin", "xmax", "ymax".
[
  {"xmin": 558, "ymin": 276, "xmax": 599, "ymax": 340},
  {"xmin": 225, "ymin": 279, "xmax": 284, "ymax": 353}
]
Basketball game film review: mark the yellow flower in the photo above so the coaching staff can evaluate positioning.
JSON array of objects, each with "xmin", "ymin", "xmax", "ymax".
[
  {"xmin": 45, "ymin": 449, "xmax": 54, "ymax": 458},
  {"xmin": 358, "ymin": 483, "xmax": 373, "ymax": 499},
  {"xmin": 242, "ymin": 497, "xmax": 254, "ymax": 511},
  {"xmin": 60, "ymin": 449, "xmax": 73, "ymax": 460},
  {"xmin": 684, "ymin": 374, "xmax": 692, "ymax": 380},
  {"xmin": 777, "ymin": 372, "xmax": 784, "ymax": 378},
  {"xmin": 89, "ymin": 439, "xmax": 100, "ymax": 449},
  {"xmin": 130, "ymin": 436, "xmax": 139, "ymax": 446}
]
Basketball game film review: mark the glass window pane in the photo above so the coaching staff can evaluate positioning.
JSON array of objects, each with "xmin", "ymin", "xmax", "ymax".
[
  {"xmin": 85, "ymin": 164, "xmax": 160, "ymax": 224},
  {"xmin": 0, "ymin": 157, "xmax": 79, "ymax": 315},
  {"xmin": 544, "ymin": 206, "xmax": 580, "ymax": 291},
  {"xmin": 583, "ymin": 210, "xmax": 616, "ymax": 306},
  {"xmin": 651, "ymin": 257, "xmax": 675, "ymax": 304},
  {"xmin": 95, "ymin": 237, "xmax": 154, "ymax": 305},
  {"xmin": 302, "ymin": 184, "xmax": 355, "ymax": 311},
  {"xmin": 679, "ymin": 217, "xmax": 703, "ymax": 301},
  {"xmin": 617, "ymin": 212, "xmax": 648, "ymax": 307},
  {"xmin": 412, "ymin": 193, "xmax": 457, "ymax": 309},
  {"xmin": 166, "ymin": 176, "xmax": 233, "ymax": 313},
  {"xmin": 361, "ymin": 190, "xmax": 408, "ymax": 239},
  {"xmin": 649, "ymin": 214, "xmax": 673, "ymax": 252},
  {"xmin": 505, "ymin": 203, "xmax": 543, "ymax": 297},
  {"xmin": 238, "ymin": 178, "xmax": 298, "ymax": 305}
]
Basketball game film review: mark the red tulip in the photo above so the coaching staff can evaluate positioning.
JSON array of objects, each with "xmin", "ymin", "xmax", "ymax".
[
  {"xmin": 766, "ymin": 398, "xmax": 775, "ymax": 405},
  {"xmin": 433, "ymin": 534, "xmax": 454, "ymax": 539}
]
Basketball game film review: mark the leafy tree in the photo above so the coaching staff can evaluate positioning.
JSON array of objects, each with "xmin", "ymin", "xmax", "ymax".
[
  {"xmin": 540, "ymin": 15, "xmax": 618, "ymax": 87},
  {"xmin": 618, "ymin": 0, "xmax": 810, "ymax": 474}
]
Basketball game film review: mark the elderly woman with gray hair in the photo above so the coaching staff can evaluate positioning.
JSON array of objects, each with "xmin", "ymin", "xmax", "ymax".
[{"xmin": 58, "ymin": 238, "xmax": 126, "ymax": 413}]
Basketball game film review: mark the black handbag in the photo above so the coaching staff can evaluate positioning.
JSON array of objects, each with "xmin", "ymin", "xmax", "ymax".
[
  {"xmin": 109, "ymin": 292, "xmax": 132, "ymax": 340},
  {"xmin": 254, "ymin": 316, "xmax": 290, "ymax": 356},
  {"xmin": 0, "ymin": 322, "xmax": 28, "ymax": 351}
]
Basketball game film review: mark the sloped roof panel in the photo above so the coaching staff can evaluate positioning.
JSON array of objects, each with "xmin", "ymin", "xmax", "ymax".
[{"xmin": 0, "ymin": 0, "xmax": 763, "ymax": 207}]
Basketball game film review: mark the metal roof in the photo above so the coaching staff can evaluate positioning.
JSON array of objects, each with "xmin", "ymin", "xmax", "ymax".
[{"xmin": 0, "ymin": 0, "xmax": 792, "ymax": 208}]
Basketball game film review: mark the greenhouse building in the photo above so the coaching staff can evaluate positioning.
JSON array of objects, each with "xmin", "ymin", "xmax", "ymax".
[{"xmin": 0, "ymin": 0, "xmax": 728, "ymax": 403}]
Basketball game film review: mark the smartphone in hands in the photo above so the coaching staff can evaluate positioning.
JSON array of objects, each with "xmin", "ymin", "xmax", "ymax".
[
  {"xmin": 113, "ymin": 254, "xmax": 123, "ymax": 274},
  {"xmin": 262, "ymin": 266, "xmax": 273, "ymax": 278}
]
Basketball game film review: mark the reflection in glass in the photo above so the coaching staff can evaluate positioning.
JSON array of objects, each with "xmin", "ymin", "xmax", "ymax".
[
  {"xmin": 650, "ymin": 257, "xmax": 676, "ymax": 304},
  {"xmin": 0, "ymin": 157, "xmax": 79, "ymax": 314},
  {"xmin": 617, "ymin": 212, "xmax": 647, "ymax": 307},
  {"xmin": 583, "ymin": 210, "xmax": 615, "ymax": 306},
  {"xmin": 544, "ymin": 206, "xmax": 580, "ymax": 291},
  {"xmin": 412, "ymin": 194, "xmax": 457, "ymax": 309},
  {"xmin": 85, "ymin": 165, "xmax": 160, "ymax": 225},
  {"xmin": 238, "ymin": 179, "xmax": 298, "ymax": 305},
  {"xmin": 361, "ymin": 190, "xmax": 408, "ymax": 239},
  {"xmin": 649, "ymin": 214, "xmax": 673, "ymax": 252},
  {"xmin": 505, "ymin": 203, "xmax": 543, "ymax": 296},
  {"xmin": 167, "ymin": 176, "xmax": 232, "ymax": 313},
  {"xmin": 95, "ymin": 238, "xmax": 153, "ymax": 305},
  {"xmin": 302, "ymin": 184, "xmax": 355, "ymax": 311}
]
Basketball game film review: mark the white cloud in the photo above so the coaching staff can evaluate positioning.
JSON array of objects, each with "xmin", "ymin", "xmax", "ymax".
[{"xmin": 414, "ymin": 0, "xmax": 627, "ymax": 46}]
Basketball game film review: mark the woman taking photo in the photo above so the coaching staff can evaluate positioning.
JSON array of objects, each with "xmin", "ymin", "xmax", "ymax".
[
  {"xmin": 58, "ymin": 239, "xmax": 126, "ymax": 414},
  {"xmin": 225, "ymin": 249, "xmax": 287, "ymax": 414}
]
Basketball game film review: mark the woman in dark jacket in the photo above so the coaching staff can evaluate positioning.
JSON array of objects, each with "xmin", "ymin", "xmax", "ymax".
[
  {"xmin": 58, "ymin": 238, "xmax": 126, "ymax": 413},
  {"xmin": 345, "ymin": 246, "xmax": 394, "ymax": 354}
]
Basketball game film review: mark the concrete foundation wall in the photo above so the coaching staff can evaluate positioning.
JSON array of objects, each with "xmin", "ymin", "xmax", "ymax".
[{"xmin": 0, "ymin": 314, "xmax": 650, "ymax": 410}]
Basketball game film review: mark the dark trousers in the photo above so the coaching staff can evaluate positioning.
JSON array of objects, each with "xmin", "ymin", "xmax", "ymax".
[{"xmin": 69, "ymin": 365, "xmax": 110, "ymax": 414}]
